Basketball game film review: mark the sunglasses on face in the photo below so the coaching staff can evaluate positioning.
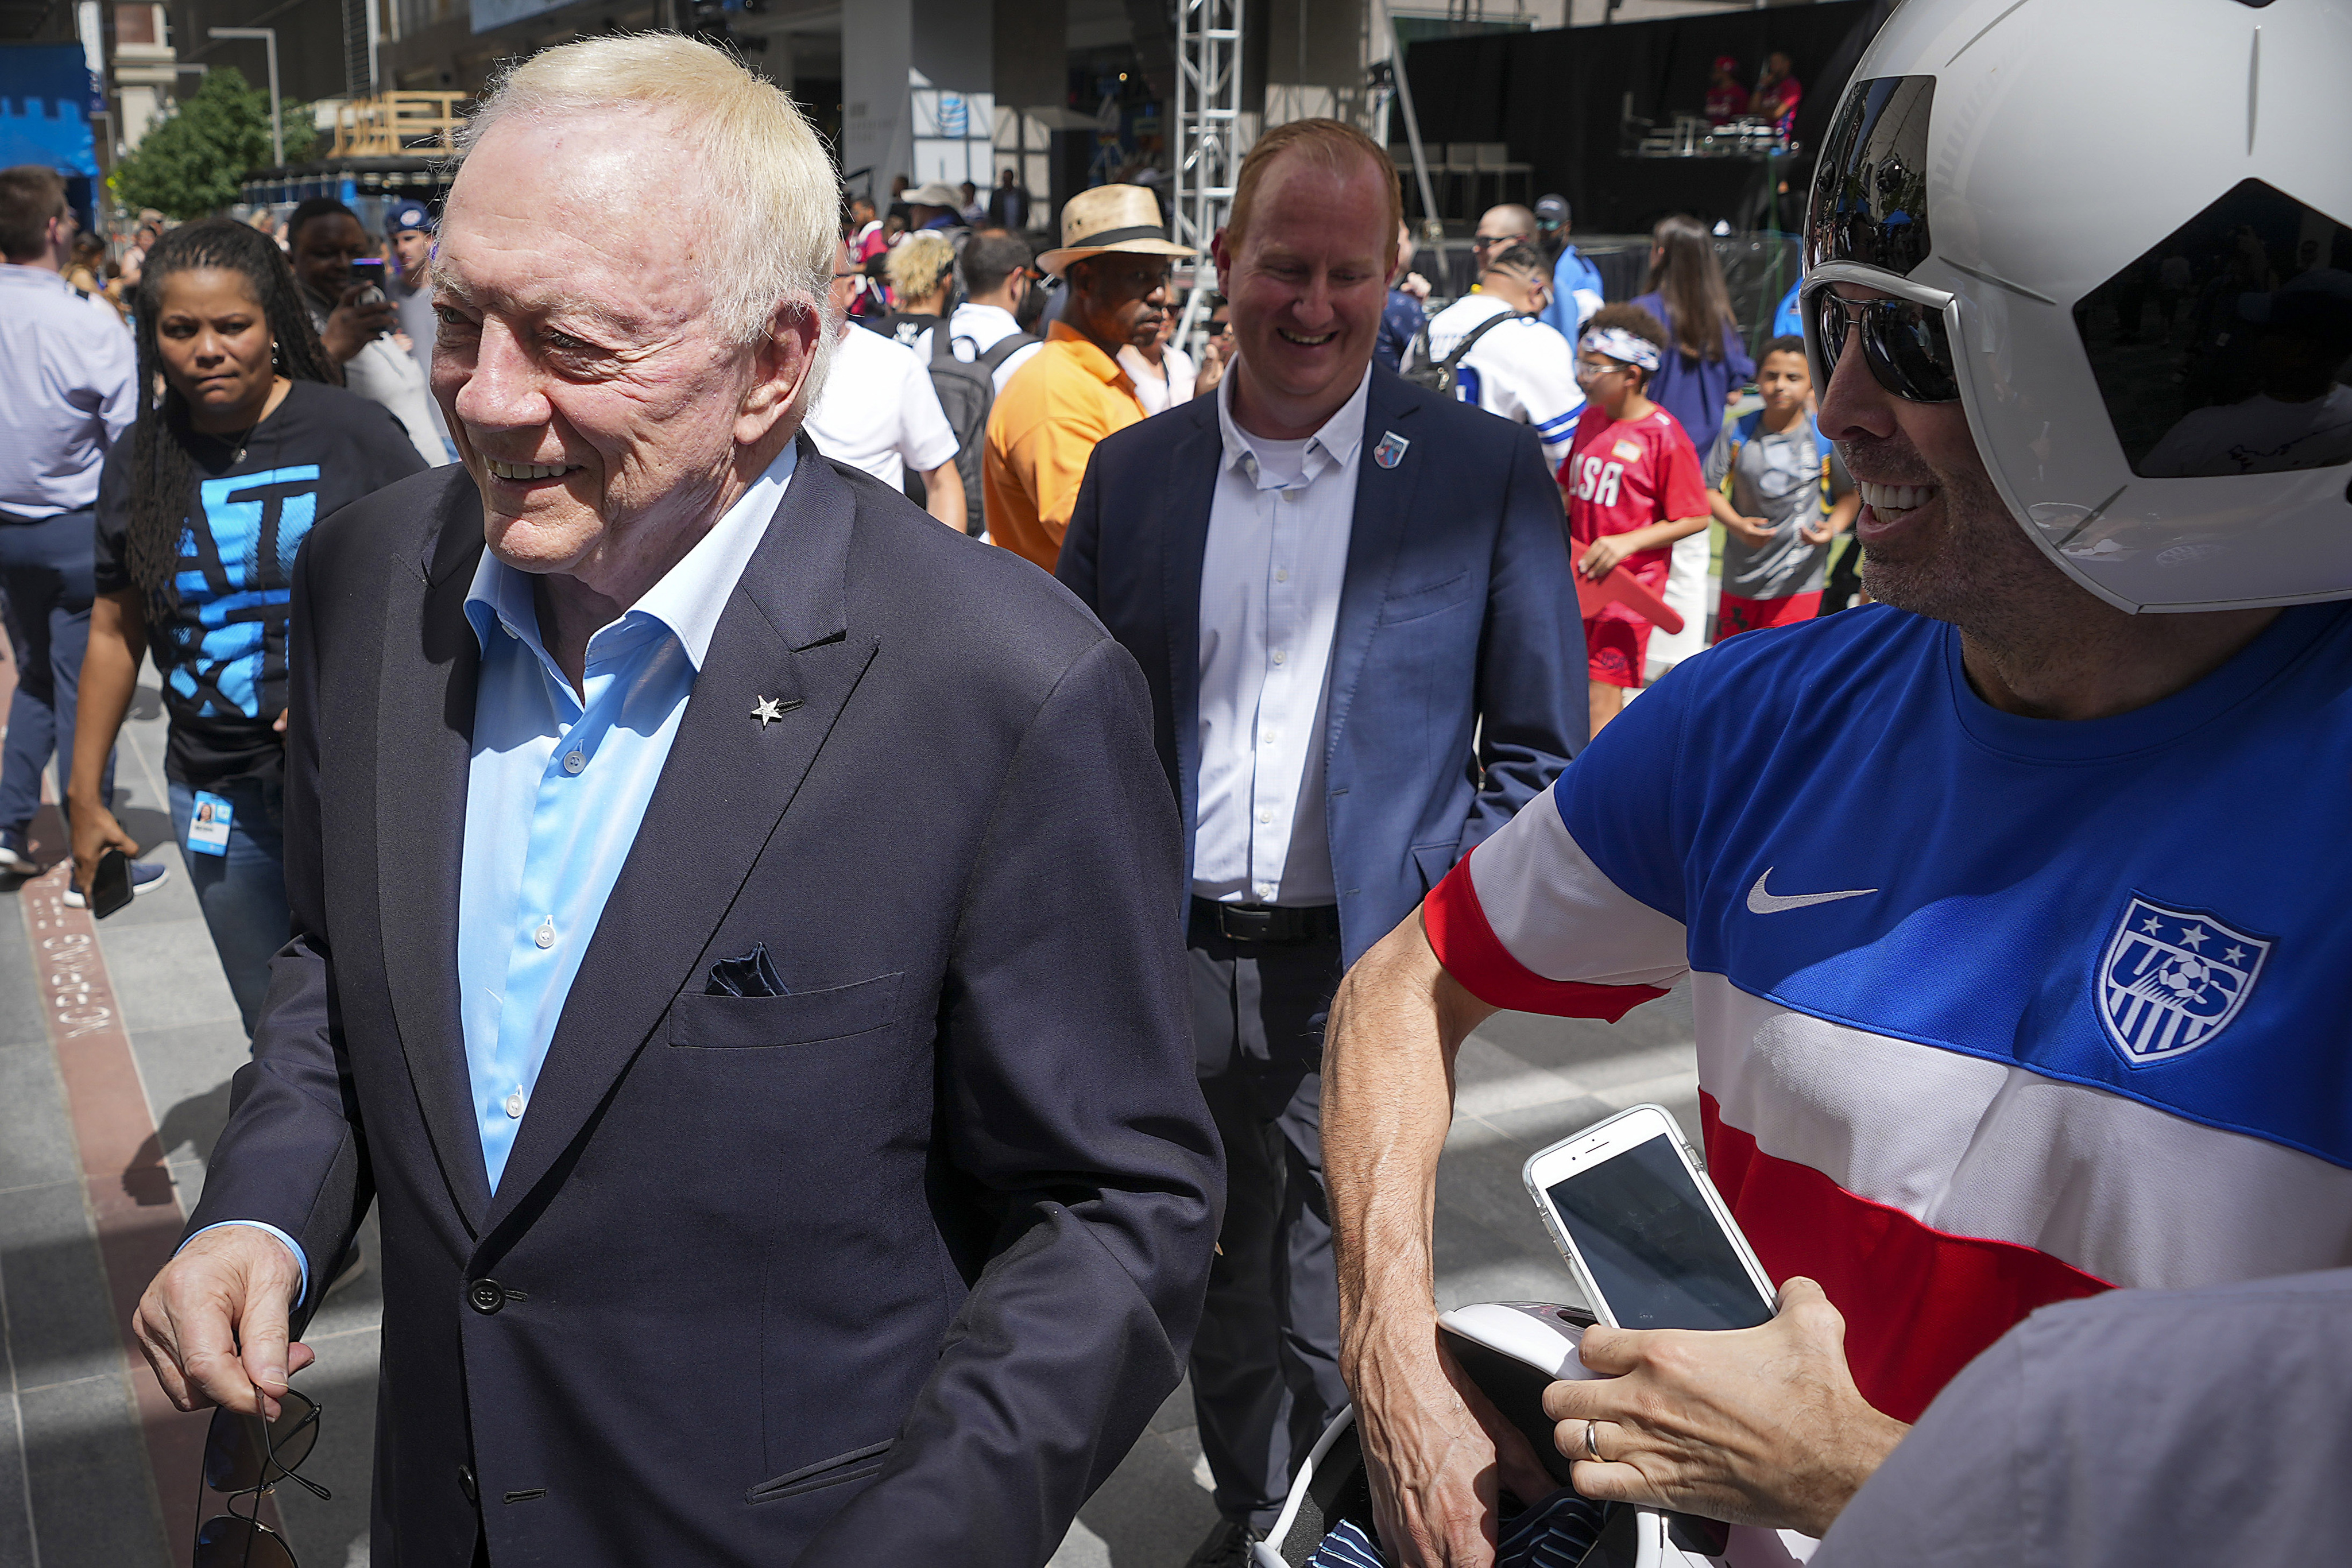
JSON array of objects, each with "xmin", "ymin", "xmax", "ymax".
[
  {"xmin": 1206, "ymin": 318, "xmax": 1233, "ymax": 336},
  {"xmin": 1472, "ymin": 234, "xmax": 1529, "ymax": 251},
  {"xmin": 1809, "ymin": 287, "xmax": 1961, "ymax": 404},
  {"xmin": 194, "ymin": 1389, "xmax": 331, "ymax": 1567}
]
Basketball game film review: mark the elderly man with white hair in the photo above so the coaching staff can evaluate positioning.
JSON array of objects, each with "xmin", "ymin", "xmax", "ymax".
[{"xmin": 129, "ymin": 34, "xmax": 1220, "ymax": 1568}]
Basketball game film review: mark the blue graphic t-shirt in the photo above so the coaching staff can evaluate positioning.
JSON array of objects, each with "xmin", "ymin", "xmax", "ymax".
[{"xmin": 96, "ymin": 380, "xmax": 428, "ymax": 785}]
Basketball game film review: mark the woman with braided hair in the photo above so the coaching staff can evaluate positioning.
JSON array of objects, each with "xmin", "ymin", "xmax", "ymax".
[{"xmin": 67, "ymin": 216, "xmax": 425, "ymax": 1033}]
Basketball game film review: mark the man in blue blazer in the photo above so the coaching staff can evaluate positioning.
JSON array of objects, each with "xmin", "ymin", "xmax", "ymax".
[
  {"xmin": 131, "ymin": 40, "xmax": 1218, "ymax": 1567},
  {"xmin": 1057, "ymin": 119, "xmax": 1584, "ymax": 1566}
]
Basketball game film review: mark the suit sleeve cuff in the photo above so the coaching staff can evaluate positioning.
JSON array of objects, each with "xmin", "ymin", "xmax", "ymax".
[{"xmin": 179, "ymin": 1221, "xmax": 312, "ymax": 1310}]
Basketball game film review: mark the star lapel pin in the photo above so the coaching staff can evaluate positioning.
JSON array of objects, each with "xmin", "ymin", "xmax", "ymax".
[{"xmin": 751, "ymin": 695, "xmax": 799, "ymax": 727}]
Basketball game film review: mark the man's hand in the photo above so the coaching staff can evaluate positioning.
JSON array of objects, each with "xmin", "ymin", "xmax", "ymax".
[
  {"xmin": 1538, "ymin": 1279, "xmax": 1908, "ymax": 1538},
  {"xmin": 1800, "ymin": 518, "xmax": 1838, "ymax": 546},
  {"xmin": 1724, "ymin": 513, "xmax": 1776, "ymax": 548},
  {"xmin": 1579, "ymin": 534, "xmax": 1638, "ymax": 581},
  {"xmin": 69, "ymin": 798, "xmax": 140, "ymax": 902},
  {"xmin": 318, "ymin": 283, "xmax": 399, "ymax": 363},
  {"xmin": 1348, "ymin": 1316, "xmax": 1557, "ymax": 1567},
  {"xmin": 135, "ymin": 1227, "xmax": 314, "ymax": 1420}
]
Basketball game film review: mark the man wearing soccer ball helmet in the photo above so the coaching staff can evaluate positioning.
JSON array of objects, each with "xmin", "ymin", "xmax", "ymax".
[{"xmin": 1322, "ymin": 1, "xmax": 2352, "ymax": 1562}]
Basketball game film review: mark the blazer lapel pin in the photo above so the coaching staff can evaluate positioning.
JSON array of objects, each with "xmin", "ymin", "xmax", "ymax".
[
  {"xmin": 751, "ymin": 695, "xmax": 801, "ymax": 727},
  {"xmin": 1373, "ymin": 431, "xmax": 1409, "ymax": 470}
]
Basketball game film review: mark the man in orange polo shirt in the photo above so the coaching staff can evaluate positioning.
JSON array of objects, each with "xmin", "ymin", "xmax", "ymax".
[{"xmin": 983, "ymin": 184, "xmax": 1192, "ymax": 569}]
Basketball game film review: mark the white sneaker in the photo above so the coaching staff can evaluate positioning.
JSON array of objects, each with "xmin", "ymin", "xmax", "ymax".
[{"xmin": 63, "ymin": 859, "xmax": 171, "ymax": 907}]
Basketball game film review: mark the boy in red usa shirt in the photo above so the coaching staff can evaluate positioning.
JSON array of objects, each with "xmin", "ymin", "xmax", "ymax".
[{"xmin": 1560, "ymin": 303, "xmax": 1713, "ymax": 737}]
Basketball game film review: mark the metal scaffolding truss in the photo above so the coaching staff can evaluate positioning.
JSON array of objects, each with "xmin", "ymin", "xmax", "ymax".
[{"xmin": 1171, "ymin": 0, "xmax": 1243, "ymax": 344}]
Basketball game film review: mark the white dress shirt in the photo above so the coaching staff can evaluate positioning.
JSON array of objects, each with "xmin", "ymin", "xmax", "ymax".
[
  {"xmin": 1192, "ymin": 366, "xmax": 1371, "ymax": 907},
  {"xmin": 1120, "ymin": 342, "xmax": 1199, "ymax": 415},
  {"xmin": 947, "ymin": 301, "xmax": 1045, "ymax": 391},
  {"xmin": 804, "ymin": 323, "xmax": 960, "ymax": 488}
]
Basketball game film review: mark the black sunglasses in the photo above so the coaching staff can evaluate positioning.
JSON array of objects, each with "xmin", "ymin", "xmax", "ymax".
[
  {"xmin": 194, "ymin": 1389, "xmax": 331, "ymax": 1567},
  {"xmin": 1811, "ymin": 288, "xmax": 1960, "ymax": 404},
  {"xmin": 1206, "ymin": 318, "xmax": 1233, "ymax": 336}
]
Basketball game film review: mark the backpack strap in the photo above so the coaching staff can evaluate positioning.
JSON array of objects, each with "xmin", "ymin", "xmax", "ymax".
[
  {"xmin": 978, "ymin": 331, "xmax": 1040, "ymax": 373},
  {"xmin": 1443, "ymin": 308, "xmax": 1519, "ymax": 371}
]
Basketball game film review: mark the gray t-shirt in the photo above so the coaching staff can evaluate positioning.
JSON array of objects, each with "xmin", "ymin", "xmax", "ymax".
[
  {"xmin": 1812, "ymin": 1268, "xmax": 2352, "ymax": 1568},
  {"xmin": 1704, "ymin": 415, "xmax": 1851, "ymax": 600}
]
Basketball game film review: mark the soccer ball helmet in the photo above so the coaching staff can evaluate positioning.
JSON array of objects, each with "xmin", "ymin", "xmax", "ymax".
[{"xmin": 1802, "ymin": 0, "xmax": 2352, "ymax": 613}]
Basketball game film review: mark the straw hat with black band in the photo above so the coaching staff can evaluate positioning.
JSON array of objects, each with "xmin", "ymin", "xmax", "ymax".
[{"xmin": 1036, "ymin": 184, "xmax": 1194, "ymax": 277}]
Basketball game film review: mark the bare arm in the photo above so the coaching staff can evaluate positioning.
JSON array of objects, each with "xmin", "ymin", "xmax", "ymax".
[
  {"xmin": 1326, "ymin": 911, "xmax": 1554, "ymax": 1566},
  {"xmin": 67, "ymin": 589, "xmax": 148, "ymax": 893},
  {"xmin": 1709, "ymin": 491, "xmax": 1775, "ymax": 547},
  {"xmin": 919, "ymin": 459, "xmax": 966, "ymax": 530},
  {"xmin": 1579, "ymin": 514, "xmax": 1710, "ymax": 580}
]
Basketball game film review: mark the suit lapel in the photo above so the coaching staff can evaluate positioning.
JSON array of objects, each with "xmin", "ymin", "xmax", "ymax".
[
  {"xmin": 484, "ymin": 440, "xmax": 876, "ymax": 1232},
  {"xmin": 377, "ymin": 477, "xmax": 494, "ymax": 1232},
  {"xmin": 1326, "ymin": 374, "xmax": 1422, "ymax": 763},
  {"xmin": 1160, "ymin": 400, "xmax": 1221, "ymax": 900}
]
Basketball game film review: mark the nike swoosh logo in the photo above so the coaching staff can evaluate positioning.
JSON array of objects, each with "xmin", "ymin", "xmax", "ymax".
[{"xmin": 1746, "ymin": 869, "xmax": 1878, "ymax": 915}]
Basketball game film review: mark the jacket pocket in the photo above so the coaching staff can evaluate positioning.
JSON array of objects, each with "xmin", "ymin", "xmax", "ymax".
[
  {"xmin": 1380, "ymin": 571, "xmax": 1476, "ymax": 626},
  {"xmin": 1411, "ymin": 841, "xmax": 1460, "ymax": 896},
  {"xmin": 668, "ymin": 972, "xmax": 904, "ymax": 1050},
  {"xmin": 745, "ymin": 1439, "xmax": 895, "ymax": 1504}
]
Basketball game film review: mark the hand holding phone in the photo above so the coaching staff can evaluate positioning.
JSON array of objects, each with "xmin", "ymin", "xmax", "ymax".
[
  {"xmin": 88, "ymin": 847, "xmax": 134, "ymax": 919},
  {"xmin": 1522, "ymin": 1104, "xmax": 1774, "ymax": 1331}
]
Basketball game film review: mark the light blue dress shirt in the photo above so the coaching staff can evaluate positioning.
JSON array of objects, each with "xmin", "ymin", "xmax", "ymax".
[
  {"xmin": 456, "ymin": 446, "xmax": 794, "ymax": 1192},
  {"xmin": 188, "ymin": 445, "xmax": 795, "ymax": 1302}
]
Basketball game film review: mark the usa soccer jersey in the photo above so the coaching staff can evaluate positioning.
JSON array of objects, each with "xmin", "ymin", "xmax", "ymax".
[
  {"xmin": 1564, "ymin": 404, "xmax": 1710, "ymax": 688},
  {"xmin": 1423, "ymin": 601, "xmax": 2352, "ymax": 1424}
]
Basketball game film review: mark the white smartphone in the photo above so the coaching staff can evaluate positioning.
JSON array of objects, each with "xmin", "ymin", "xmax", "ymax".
[{"xmin": 1521, "ymin": 1103, "xmax": 1776, "ymax": 1331}]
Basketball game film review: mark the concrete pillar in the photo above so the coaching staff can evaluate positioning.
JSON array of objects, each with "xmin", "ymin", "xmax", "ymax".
[{"xmin": 842, "ymin": 0, "xmax": 994, "ymax": 207}]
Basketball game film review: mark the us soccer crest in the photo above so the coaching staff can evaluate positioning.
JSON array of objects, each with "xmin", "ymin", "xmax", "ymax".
[
  {"xmin": 1373, "ymin": 431, "xmax": 1409, "ymax": 469},
  {"xmin": 2097, "ymin": 896, "xmax": 2271, "ymax": 1065}
]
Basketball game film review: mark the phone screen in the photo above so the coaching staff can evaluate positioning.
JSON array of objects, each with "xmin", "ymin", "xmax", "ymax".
[{"xmin": 1545, "ymin": 1133, "xmax": 1771, "ymax": 1331}]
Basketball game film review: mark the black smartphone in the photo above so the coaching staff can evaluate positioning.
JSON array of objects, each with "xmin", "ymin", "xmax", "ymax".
[
  {"xmin": 349, "ymin": 257, "xmax": 387, "ymax": 288},
  {"xmin": 88, "ymin": 848, "xmax": 133, "ymax": 919}
]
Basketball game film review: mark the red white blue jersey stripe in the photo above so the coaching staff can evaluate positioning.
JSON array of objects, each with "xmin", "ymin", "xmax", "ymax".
[{"xmin": 1424, "ymin": 601, "xmax": 2352, "ymax": 1423}]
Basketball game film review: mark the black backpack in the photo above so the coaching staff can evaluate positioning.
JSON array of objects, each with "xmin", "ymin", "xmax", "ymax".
[
  {"xmin": 908, "ymin": 328, "xmax": 1039, "ymax": 536},
  {"xmin": 1401, "ymin": 308, "xmax": 1519, "ymax": 397}
]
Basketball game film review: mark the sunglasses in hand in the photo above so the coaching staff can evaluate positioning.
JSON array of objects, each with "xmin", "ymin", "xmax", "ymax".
[{"xmin": 195, "ymin": 1389, "xmax": 331, "ymax": 1567}]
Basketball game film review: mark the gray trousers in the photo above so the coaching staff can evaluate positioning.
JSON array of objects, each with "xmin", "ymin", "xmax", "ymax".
[{"xmin": 1186, "ymin": 913, "xmax": 1349, "ymax": 1531}]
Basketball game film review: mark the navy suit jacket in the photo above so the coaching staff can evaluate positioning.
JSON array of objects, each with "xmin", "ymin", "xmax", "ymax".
[
  {"xmin": 1057, "ymin": 367, "xmax": 1585, "ymax": 969},
  {"xmin": 187, "ymin": 441, "xmax": 1221, "ymax": 1566}
]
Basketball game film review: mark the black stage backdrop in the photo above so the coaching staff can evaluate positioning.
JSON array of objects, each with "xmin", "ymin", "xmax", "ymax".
[{"xmin": 1402, "ymin": 1, "xmax": 1898, "ymax": 237}]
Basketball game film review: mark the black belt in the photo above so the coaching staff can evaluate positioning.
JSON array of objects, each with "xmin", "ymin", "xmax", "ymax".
[{"xmin": 1190, "ymin": 897, "xmax": 1341, "ymax": 946}]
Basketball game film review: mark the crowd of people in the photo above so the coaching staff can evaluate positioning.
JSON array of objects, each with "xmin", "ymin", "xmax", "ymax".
[{"xmin": 3, "ymin": 3, "xmax": 2349, "ymax": 1565}]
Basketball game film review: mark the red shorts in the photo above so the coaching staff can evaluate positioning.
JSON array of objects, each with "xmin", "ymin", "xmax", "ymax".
[
  {"xmin": 1585, "ymin": 616, "xmax": 1651, "ymax": 689},
  {"xmin": 1715, "ymin": 590, "xmax": 1822, "ymax": 643}
]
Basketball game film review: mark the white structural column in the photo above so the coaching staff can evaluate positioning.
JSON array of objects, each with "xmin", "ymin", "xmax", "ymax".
[{"xmin": 844, "ymin": 0, "xmax": 996, "ymax": 207}]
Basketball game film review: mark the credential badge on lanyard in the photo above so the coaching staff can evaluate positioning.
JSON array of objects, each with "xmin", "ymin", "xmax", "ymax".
[{"xmin": 187, "ymin": 791, "xmax": 233, "ymax": 857}]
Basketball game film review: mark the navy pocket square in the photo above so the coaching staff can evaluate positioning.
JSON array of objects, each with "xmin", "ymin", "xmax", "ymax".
[{"xmin": 706, "ymin": 943, "xmax": 788, "ymax": 998}]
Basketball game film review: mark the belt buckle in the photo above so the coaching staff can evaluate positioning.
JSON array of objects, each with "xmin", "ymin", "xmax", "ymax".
[{"xmin": 1217, "ymin": 904, "xmax": 1279, "ymax": 943}]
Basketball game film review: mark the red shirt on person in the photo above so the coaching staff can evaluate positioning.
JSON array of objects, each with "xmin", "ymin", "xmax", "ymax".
[{"xmin": 1561, "ymin": 403, "xmax": 1709, "ymax": 687}]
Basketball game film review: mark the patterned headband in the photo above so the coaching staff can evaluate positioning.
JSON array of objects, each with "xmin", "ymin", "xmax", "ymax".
[{"xmin": 1579, "ymin": 327, "xmax": 1662, "ymax": 373}]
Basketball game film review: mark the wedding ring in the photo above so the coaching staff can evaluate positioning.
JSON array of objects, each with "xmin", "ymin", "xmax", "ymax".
[{"xmin": 1584, "ymin": 1419, "xmax": 1602, "ymax": 1461}]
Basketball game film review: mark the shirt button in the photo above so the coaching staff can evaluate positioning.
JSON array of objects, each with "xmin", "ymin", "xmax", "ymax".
[
  {"xmin": 1258, "ymin": 808, "xmax": 1272, "ymax": 824},
  {"xmin": 562, "ymin": 750, "xmax": 585, "ymax": 775},
  {"xmin": 1280, "ymin": 490, "xmax": 1298, "ymax": 504},
  {"xmin": 1271, "ymin": 651, "xmax": 1286, "ymax": 665},
  {"xmin": 1275, "ymin": 568, "xmax": 1289, "ymax": 583},
  {"xmin": 534, "ymin": 919, "xmax": 555, "ymax": 950},
  {"xmin": 505, "ymin": 1089, "xmax": 525, "ymax": 1118}
]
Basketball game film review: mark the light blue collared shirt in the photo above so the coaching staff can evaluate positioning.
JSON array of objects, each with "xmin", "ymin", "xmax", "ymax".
[
  {"xmin": 457, "ymin": 446, "xmax": 795, "ymax": 1192},
  {"xmin": 189, "ymin": 445, "xmax": 795, "ymax": 1301}
]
